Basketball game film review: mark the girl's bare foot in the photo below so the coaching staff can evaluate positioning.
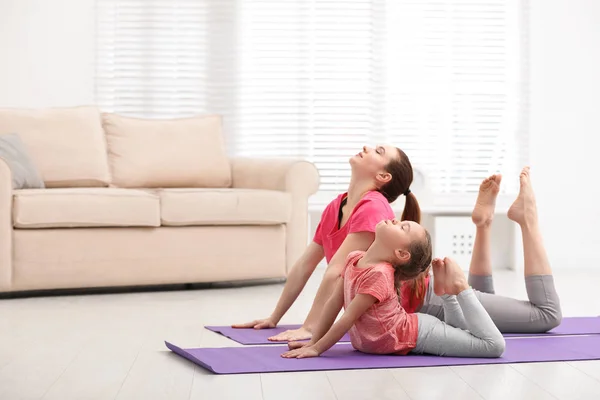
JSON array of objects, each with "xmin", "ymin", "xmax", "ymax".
[
  {"xmin": 443, "ymin": 257, "xmax": 470, "ymax": 295},
  {"xmin": 268, "ymin": 326, "xmax": 312, "ymax": 342},
  {"xmin": 432, "ymin": 258, "xmax": 447, "ymax": 296},
  {"xmin": 472, "ymin": 174, "xmax": 502, "ymax": 228},
  {"xmin": 508, "ymin": 167, "xmax": 538, "ymax": 228}
]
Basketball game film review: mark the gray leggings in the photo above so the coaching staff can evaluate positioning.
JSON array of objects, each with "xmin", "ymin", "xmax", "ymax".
[
  {"xmin": 419, "ymin": 273, "xmax": 562, "ymax": 333},
  {"xmin": 411, "ymin": 288, "xmax": 505, "ymax": 357}
]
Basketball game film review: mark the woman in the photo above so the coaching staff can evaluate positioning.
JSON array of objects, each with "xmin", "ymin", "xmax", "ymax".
[{"xmin": 233, "ymin": 145, "xmax": 426, "ymax": 341}]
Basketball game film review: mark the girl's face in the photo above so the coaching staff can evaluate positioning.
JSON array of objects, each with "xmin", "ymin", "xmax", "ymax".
[{"xmin": 375, "ymin": 219, "xmax": 426, "ymax": 263}]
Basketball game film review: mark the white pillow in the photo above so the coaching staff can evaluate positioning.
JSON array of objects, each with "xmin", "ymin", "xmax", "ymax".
[{"xmin": 0, "ymin": 133, "xmax": 45, "ymax": 189}]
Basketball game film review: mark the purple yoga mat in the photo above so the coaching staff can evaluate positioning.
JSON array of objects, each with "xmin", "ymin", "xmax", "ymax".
[
  {"xmin": 206, "ymin": 316, "xmax": 600, "ymax": 345},
  {"xmin": 504, "ymin": 316, "xmax": 600, "ymax": 337},
  {"xmin": 165, "ymin": 335, "xmax": 600, "ymax": 374},
  {"xmin": 204, "ymin": 325, "xmax": 351, "ymax": 345}
]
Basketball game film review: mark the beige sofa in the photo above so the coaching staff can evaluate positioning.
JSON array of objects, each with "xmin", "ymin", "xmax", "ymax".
[{"xmin": 0, "ymin": 106, "xmax": 319, "ymax": 293}]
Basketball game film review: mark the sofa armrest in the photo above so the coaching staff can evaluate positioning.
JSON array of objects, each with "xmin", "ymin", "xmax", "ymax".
[
  {"xmin": 0, "ymin": 159, "xmax": 12, "ymax": 290},
  {"xmin": 231, "ymin": 158, "xmax": 320, "ymax": 273},
  {"xmin": 230, "ymin": 158, "xmax": 320, "ymax": 196}
]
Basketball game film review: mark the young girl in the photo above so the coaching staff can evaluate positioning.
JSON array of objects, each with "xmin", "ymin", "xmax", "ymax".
[{"xmin": 281, "ymin": 218, "xmax": 506, "ymax": 359}]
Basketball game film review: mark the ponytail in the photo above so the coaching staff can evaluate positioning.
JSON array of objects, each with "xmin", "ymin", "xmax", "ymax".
[
  {"xmin": 401, "ymin": 192, "xmax": 421, "ymax": 224},
  {"xmin": 402, "ymin": 271, "xmax": 430, "ymax": 306},
  {"xmin": 393, "ymin": 267, "xmax": 429, "ymax": 305},
  {"xmin": 402, "ymin": 192, "xmax": 426, "ymax": 303},
  {"xmin": 392, "ymin": 230, "xmax": 433, "ymax": 306}
]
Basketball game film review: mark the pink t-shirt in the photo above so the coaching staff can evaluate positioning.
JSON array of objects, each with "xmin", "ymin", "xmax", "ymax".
[
  {"xmin": 312, "ymin": 191, "xmax": 428, "ymax": 314},
  {"xmin": 341, "ymin": 251, "xmax": 419, "ymax": 355},
  {"xmin": 313, "ymin": 191, "xmax": 394, "ymax": 264}
]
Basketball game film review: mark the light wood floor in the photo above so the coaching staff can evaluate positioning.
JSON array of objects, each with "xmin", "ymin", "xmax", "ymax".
[{"xmin": 1, "ymin": 267, "xmax": 599, "ymax": 400}]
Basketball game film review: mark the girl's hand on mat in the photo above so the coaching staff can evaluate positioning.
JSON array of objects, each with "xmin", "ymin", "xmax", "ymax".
[
  {"xmin": 281, "ymin": 346, "xmax": 320, "ymax": 359},
  {"xmin": 232, "ymin": 317, "xmax": 276, "ymax": 330},
  {"xmin": 288, "ymin": 340, "xmax": 311, "ymax": 350}
]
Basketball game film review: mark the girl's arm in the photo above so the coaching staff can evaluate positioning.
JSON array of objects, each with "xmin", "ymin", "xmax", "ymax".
[
  {"xmin": 281, "ymin": 293, "xmax": 377, "ymax": 358},
  {"xmin": 232, "ymin": 241, "xmax": 325, "ymax": 329}
]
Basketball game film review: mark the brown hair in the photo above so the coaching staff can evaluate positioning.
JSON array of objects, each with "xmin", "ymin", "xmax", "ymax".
[
  {"xmin": 378, "ymin": 147, "xmax": 427, "ymax": 303},
  {"xmin": 393, "ymin": 229, "xmax": 433, "ymax": 305},
  {"xmin": 378, "ymin": 148, "xmax": 421, "ymax": 223}
]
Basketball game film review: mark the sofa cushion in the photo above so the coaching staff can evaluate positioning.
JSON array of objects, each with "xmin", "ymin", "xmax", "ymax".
[
  {"xmin": 13, "ymin": 188, "xmax": 160, "ymax": 228},
  {"xmin": 159, "ymin": 188, "xmax": 291, "ymax": 226},
  {"xmin": 102, "ymin": 113, "xmax": 232, "ymax": 188},
  {"xmin": 0, "ymin": 106, "xmax": 111, "ymax": 187}
]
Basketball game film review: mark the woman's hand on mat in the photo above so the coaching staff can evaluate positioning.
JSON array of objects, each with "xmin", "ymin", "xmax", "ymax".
[
  {"xmin": 288, "ymin": 340, "xmax": 312, "ymax": 350},
  {"xmin": 281, "ymin": 346, "xmax": 320, "ymax": 359},
  {"xmin": 268, "ymin": 326, "xmax": 312, "ymax": 342},
  {"xmin": 232, "ymin": 317, "xmax": 277, "ymax": 330}
]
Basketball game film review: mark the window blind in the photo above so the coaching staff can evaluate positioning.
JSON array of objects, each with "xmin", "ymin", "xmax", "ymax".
[{"xmin": 96, "ymin": 0, "xmax": 528, "ymax": 205}]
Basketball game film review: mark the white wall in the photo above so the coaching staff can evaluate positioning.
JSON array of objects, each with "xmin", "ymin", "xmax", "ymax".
[
  {"xmin": 311, "ymin": 1, "xmax": 600, "ymax": 271},
  {"xmin": 529, "ymin": 0, "xmax": 600, "ymax": 270},
  {"xmin": 0, "ymin": 0, "xmax": 96, "ymax": 108},
  {"xmin": 1, "ymin": 0, "xmax": 599, "ymax": 270}
]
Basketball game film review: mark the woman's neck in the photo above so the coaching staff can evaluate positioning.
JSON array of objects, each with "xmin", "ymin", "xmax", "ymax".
[{"xmin": 346, "ymin": 178, "xmax": 375, "ymax": 209}]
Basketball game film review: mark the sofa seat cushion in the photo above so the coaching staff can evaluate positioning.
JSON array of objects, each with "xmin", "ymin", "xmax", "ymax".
[
  {"xmin": 159, "ymin": 188, "xmax": 291, "ymax": 226},
  {"xmin": 13, "ymin": 188, "xmax": 160, "ymax": 228}
]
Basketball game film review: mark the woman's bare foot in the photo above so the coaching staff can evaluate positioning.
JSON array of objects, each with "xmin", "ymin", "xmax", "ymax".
[
  {"xmin": 432, "ymin": 258, "xmax": 447, "ymax": 296},
  {"xmin": 268, "ymin": 326, "xmax": 312, "ymax": 342},
  {"xmin": 508, "ymin": 167, "xmax": 538, "ymax": 228},
  {"xmin": 443, "ymin": 257, "xmax": 470, "ymax": 295},
  {"xmin": 472, "ymin": 174, "xmax": 502, "ymax": 228}
]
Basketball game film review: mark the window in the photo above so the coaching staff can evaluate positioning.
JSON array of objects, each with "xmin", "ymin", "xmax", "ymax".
[{"xmin": 96, "ymin": 0, "xmax": 528, "ymax": 206}]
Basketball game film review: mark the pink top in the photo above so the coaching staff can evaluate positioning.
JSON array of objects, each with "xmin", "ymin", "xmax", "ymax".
[
  {"xmin": 313, "ymin": 191, "xmax": 394, "ymax": 263},
  {"xmin": 341, "ymin": 251, "xmax": 419, "ymax": 355},
  {"xmin": 312, "ymin": 191, "xmax": 428, "ymax": 314}
]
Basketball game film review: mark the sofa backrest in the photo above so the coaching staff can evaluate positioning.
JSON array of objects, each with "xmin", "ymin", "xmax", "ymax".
[
  {"xmin": 102, "ymin": 113, "xmax": 232, "ymax": 188},
  {"xmin": 0, "ymin": 106, "xmax": 232, "ymax": 189},
  {"xmin": 0, "ymin": 106, "xmax": 111, "ymax": 187}
]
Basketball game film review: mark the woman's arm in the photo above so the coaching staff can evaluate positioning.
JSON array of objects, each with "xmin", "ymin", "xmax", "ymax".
[
  {"xmin": 281, "ymin": 293, "xmax": 377, "ymax": 358},
  {"xmin": 267, "ymin": 231, "xmax": 375, "ymax": 341},
  {"xmin": 268, "ymin": 241, "xmax": 326, "ymax": 324},
  {"xmin": 232, "ymin": 241, "xmax": 325, "ymax": 329},
  {"xmin": 301, "ymin": 232, "xmax": 374, "ymax": 327},
  {"xmin": 288, "ymin": 276, "xmax": 345, "ymax": 350}
]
